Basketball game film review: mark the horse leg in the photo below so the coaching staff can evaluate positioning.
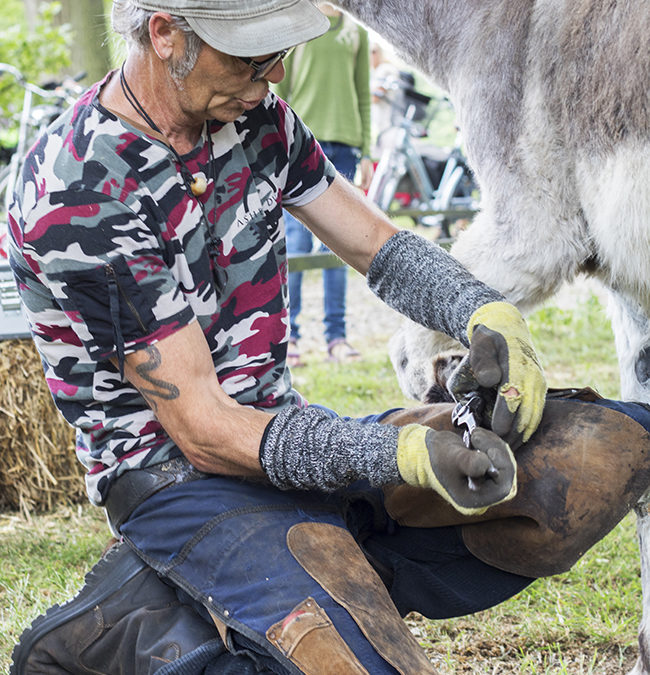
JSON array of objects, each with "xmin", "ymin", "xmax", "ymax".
[
  {"xmin": 631, "ymin": 494, "xmax": 650, "ymax": 675},
  {"xmin": 605, "ymin": 290, "xmax": 650, "ymax": 673},
  {"xmin": 389, "ymin": 207, "xmax": 575, "ymax": 402},
  {"xmin": 607, "ymin": 289, "xmax": 650, "ymax": 405}
]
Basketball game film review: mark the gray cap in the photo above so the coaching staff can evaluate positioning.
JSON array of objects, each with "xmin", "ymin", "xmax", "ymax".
[{"xmin": 130, "ymin": 0, "xmax": 330, "ymax": 56}]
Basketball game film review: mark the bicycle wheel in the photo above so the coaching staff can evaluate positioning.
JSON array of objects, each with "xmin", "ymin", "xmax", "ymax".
[
  {"xmin": 367, "ymin": 163, "xmax": 405, "ymax": 213},
  {"xmin": 436, "ymin": 165, "xmax": 479, "ymax": 239}
]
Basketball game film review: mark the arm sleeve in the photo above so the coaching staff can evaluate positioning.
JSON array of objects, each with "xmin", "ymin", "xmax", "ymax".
[
  {"xmin": 260, "ymin": 405, "xmax": 402, "ymax": 491},
  {"xmin": 366, "ymin": 230, "xmax": 505, "ymax": 346}
]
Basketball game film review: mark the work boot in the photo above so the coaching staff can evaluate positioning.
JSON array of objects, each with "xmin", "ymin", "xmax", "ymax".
[{"xmin": 10, "ymin": 540, "xmax": 221, "ymax": 674}]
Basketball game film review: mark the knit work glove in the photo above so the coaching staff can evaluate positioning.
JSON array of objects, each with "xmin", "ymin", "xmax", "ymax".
[
  {"xmin": 466, "ymin": 302, "xmax": 547, "ymax": 448},
  {"xmin": 396, "ymin": 424, "xmax": 517, "ymax": 515}
]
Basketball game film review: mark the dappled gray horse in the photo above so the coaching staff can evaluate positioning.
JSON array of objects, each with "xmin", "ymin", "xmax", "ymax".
[{"xmin": 332, "ymin": 0, "xmax": 650, "ymax": 671}]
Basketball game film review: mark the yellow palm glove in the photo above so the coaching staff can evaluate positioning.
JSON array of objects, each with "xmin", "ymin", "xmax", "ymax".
[
  {"xmin": 467, "ymin": 301, "xmax": 547, "ymax": 447},
  {"xmin": 396, "ymin": 424, "xmax": 517, "ymax": 516}
]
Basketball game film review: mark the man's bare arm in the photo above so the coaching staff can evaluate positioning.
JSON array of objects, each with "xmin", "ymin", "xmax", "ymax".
[
  {"xmin": 289, "ymin": 173, "xmax": 399, "ymax": 275},
  {"xmin": 121, "ymin": 319, "xmax": 271, "ymax": 476},
  {"xmin": 120, "ymin": 177, "xmax": 395, "ymax": 476}
]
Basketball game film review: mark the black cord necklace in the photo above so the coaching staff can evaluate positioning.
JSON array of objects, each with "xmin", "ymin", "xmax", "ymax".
[
  {"xmin": 119, "ymin": 63, "xmax": 225, "ymax": 291},
  {"xmin": 119, "ymin": 63, "xmax": 211, "ymax": 197}
]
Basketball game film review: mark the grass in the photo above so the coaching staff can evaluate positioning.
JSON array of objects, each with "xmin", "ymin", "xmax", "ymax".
[
  {"xmin": 529, "ymin": 294, "xmax": 620, "ymax": 400},
  {"xmin": 415, "ymin": 510, "xmax": 640, "ymax": 672},
  {"xmin": 292, "ymin": 349, "xmax": 413, "ymax": 416},
  {"xmin": 0, "ymin": 506, "xmax": 107, "ymax": 665},
  {"xmin": 0, "ymin": 286, "xmax": 640, "ymax": 672}
]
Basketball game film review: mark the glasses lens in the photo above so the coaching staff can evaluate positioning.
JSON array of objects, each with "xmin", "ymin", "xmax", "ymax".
[{"xmin": 248, "ymin": 48, "xmax": 293, "ymax": 82}]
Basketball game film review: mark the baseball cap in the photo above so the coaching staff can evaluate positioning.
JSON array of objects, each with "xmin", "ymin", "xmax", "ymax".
[{"xmin": 129, "ymin": 0, "xmax": 330, "ymax": 56}]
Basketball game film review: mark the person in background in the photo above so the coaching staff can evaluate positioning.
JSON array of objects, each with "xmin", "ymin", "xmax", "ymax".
[{"xmin": 273, "ymin": 2, "xmax": 373, "ymax": 366}]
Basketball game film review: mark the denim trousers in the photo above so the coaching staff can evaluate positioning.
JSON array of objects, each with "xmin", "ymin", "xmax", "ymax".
[
  {"xmin": 285, "ymin": 141, "xmax": 360, "ymax": 344},
  {"xmin": 120, "ymin": 407, "xmax": 534, "ymax": 674}
]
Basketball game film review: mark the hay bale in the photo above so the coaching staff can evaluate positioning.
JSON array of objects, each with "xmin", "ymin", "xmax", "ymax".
[{"xmin": 0, "ymin": 339, "xmax": 84, "ymax": 515}]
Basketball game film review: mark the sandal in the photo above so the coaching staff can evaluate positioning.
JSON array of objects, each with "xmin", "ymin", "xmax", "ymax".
[
  {"xmin": 326, "ymin": 338, "xmax": 361, "ymax": 363},
  {"xmin": 288, "ymin": 339, "xmax": 306, "ymax": 368}
]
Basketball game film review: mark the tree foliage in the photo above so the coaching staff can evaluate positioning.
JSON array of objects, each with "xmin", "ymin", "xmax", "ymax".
[{"xmin": 0, "ymin": 2, "xmax": 73, "ymax": 144}]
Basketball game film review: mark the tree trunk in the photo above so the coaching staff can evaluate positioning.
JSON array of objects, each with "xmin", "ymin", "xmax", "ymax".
[
  {"xmin": 58, "ymin": 0, "xmax": 112, "ymax": 84},
  {"xmin": 23, "ymin": 0, "xmax": 39, "ymax": 31}
]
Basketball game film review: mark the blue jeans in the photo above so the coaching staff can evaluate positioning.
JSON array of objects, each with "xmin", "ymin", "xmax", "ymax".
[
  {"xmin": 285, "ymin": 141, "xmax": 360, "ymax": 344},
  {"xmin": 120, "ymin": 407, "xmax": 534, "ymax": 674}
]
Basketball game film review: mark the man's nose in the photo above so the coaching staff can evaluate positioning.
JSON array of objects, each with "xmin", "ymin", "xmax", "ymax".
[{"xmin": 265, "ymin": 61, "xmax": 286, "ymax": 84}]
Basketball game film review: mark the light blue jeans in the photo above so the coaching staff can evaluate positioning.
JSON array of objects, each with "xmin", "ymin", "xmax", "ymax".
[{"xmin": 285, "ymin": 141, "xmax": 360, "ymax": 344}]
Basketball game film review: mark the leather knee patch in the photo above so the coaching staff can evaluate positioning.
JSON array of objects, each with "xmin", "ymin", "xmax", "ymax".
[
  {"xmin": 266, "ymin": 597, "xmax": 368, "ymax": 674},
  {"xmin": 286, "ymin": 522, "xmax": 436, "ymax": 675}
]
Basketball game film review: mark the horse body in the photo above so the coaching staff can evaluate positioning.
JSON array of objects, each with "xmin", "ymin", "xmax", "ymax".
[
  {"xmin": 333, "ymin": 0, "xmax": 650, "ymax": 670},
  {"xmin": 336, "ymin": 0, "xmax": 650, "ymax": 404}
]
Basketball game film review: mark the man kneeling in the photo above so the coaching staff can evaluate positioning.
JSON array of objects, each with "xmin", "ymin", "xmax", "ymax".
[{"xmin": 11, "ymin": 388, "xmax": 650, "ymax": 674}]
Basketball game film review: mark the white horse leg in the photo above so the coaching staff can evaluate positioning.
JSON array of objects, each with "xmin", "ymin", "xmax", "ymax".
[
  {"xmin": 389, "ymin": 206, "xmax": 577, "ymax": 402},
  {"xmin": 388, "ymin": 320, "xmax": 462, "ymax": 402},
  {"xmin": 631, "ymin": 494, "xmax": 650, "ymax": 675},
  {"xmin": 607, "ymin": 289, "xmax": 650, "ymax": 405},
  {"xmin": 606, "ymin": 290, "xmax": 650, "ymax": 674}
]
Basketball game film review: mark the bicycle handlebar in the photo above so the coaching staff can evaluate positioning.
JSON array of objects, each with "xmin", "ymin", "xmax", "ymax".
[
  {"xmin": 0, "ymin": 63, "xmax": 82, "ymax": 104},
  {"xmin": 0, "ymin": 63, "xmax": 25, "ymax": 85}
]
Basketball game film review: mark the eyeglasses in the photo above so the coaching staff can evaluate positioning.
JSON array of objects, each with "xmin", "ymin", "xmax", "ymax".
[{"xmin": 238, "ymin": 47, "xmax": 293, "ymax": 82}]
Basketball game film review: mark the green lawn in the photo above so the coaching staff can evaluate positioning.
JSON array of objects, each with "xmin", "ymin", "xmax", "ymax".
[{"xmin": 1, "ymin": 289, "xmax": 642, "ymax": 672}]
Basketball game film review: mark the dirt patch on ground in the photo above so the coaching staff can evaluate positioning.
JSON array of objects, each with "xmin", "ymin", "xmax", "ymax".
[
  {"xmin": 406, "ymin": 613, "xmax": 637, "ymax": 673},
  {"xmin": 292, "ymin": 265, "xmax": 402, "ymax": 360}
]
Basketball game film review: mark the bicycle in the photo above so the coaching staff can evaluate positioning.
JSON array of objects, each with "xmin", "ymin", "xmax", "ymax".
[
  {"xmin": 367, "ymin": 73, "xmax": 479, "ymax": 241},
  {"xmin": 0, "ymin": 63, "xmax": 83, "ymax": 339}
]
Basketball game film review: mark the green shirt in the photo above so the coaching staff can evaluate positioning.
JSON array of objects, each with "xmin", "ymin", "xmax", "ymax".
[{"xmin": 274, "ymin": 14, "xmax": 372, "ymax": 158}]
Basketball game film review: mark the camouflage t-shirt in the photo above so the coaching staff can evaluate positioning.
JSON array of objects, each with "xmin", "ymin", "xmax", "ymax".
[{"xmin": 8, "ymin": 73, "xmax": 335, "ymax": 505}]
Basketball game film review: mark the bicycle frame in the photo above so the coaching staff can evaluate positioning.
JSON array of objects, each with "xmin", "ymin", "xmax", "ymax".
[
  {"xmin": 367, "ymin": 87, "xmax": 478, "ymax": 233},
  {"xmin": 370, "ymin": 105, "xmax": 436, "ymax": 207}
]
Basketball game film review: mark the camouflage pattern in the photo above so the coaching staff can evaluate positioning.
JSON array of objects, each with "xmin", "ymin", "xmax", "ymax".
[{"xmin": 7, "ymin": 72, "xmax": 335, "ymax": 505}]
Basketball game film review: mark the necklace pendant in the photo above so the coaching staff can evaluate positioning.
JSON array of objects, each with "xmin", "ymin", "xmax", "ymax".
[{"xmin": 191, "ymin": 173, "xmax": 208, "ymax": 196}]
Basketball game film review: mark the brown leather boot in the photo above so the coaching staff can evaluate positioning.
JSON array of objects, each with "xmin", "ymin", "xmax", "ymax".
[{"xmin": 10, "ymin": 541, "xmax": 220, "ymax": 674}]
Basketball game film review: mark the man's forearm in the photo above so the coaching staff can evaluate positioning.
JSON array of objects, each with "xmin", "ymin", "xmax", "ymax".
[
  {"xmin": 259, "ymin": 404, "xmax": 517, "ymax": 516},
  {"xmin": 260, "ymin": 405, "xmax": 401, "ymax": 491},
  {"xmin": 366, "ymin": 230, "xmax": 505, "ymax": 346}
]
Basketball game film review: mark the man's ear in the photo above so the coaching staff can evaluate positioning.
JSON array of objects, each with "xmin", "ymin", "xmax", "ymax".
[{"xmin": 148, "ymin": 12, "xmax": 181, "ymax": 61}]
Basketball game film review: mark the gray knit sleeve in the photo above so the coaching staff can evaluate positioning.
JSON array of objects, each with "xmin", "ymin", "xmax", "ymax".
[
  {"xmin": 259, "ymin": 405, "xmax": 402, "ymax": 491},
  {"xmin": 366, "ymin": 230, "xmax": 504, "ymax": 347}
]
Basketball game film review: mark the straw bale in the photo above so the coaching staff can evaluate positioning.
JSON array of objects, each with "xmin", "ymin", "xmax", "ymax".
[{"xmin": 0, "ymin": 339, "xmax": 84, "ymax": 515}]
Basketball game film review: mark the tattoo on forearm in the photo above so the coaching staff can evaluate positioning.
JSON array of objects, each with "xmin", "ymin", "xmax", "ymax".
[{"xmin": 135, "ymin": 345, "xmax": 180, "ymax": 412}]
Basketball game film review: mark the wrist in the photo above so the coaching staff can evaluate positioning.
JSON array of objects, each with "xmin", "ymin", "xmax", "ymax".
[
  {"xmin": 467, "ymin": 301, "xmax": 525, "ymax": 339},
  {"xmin": 260, "ymin": 405, "xmax": 402, "ymax": 491},
  {"xmin": 396, "ymin": 424, "xmax": 434, "ymax": 488}
]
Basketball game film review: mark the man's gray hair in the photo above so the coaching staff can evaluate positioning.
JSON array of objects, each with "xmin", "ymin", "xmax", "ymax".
[{"xmin": 111, "ymin": 0, "xmax": 203, "ymax": 81}]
